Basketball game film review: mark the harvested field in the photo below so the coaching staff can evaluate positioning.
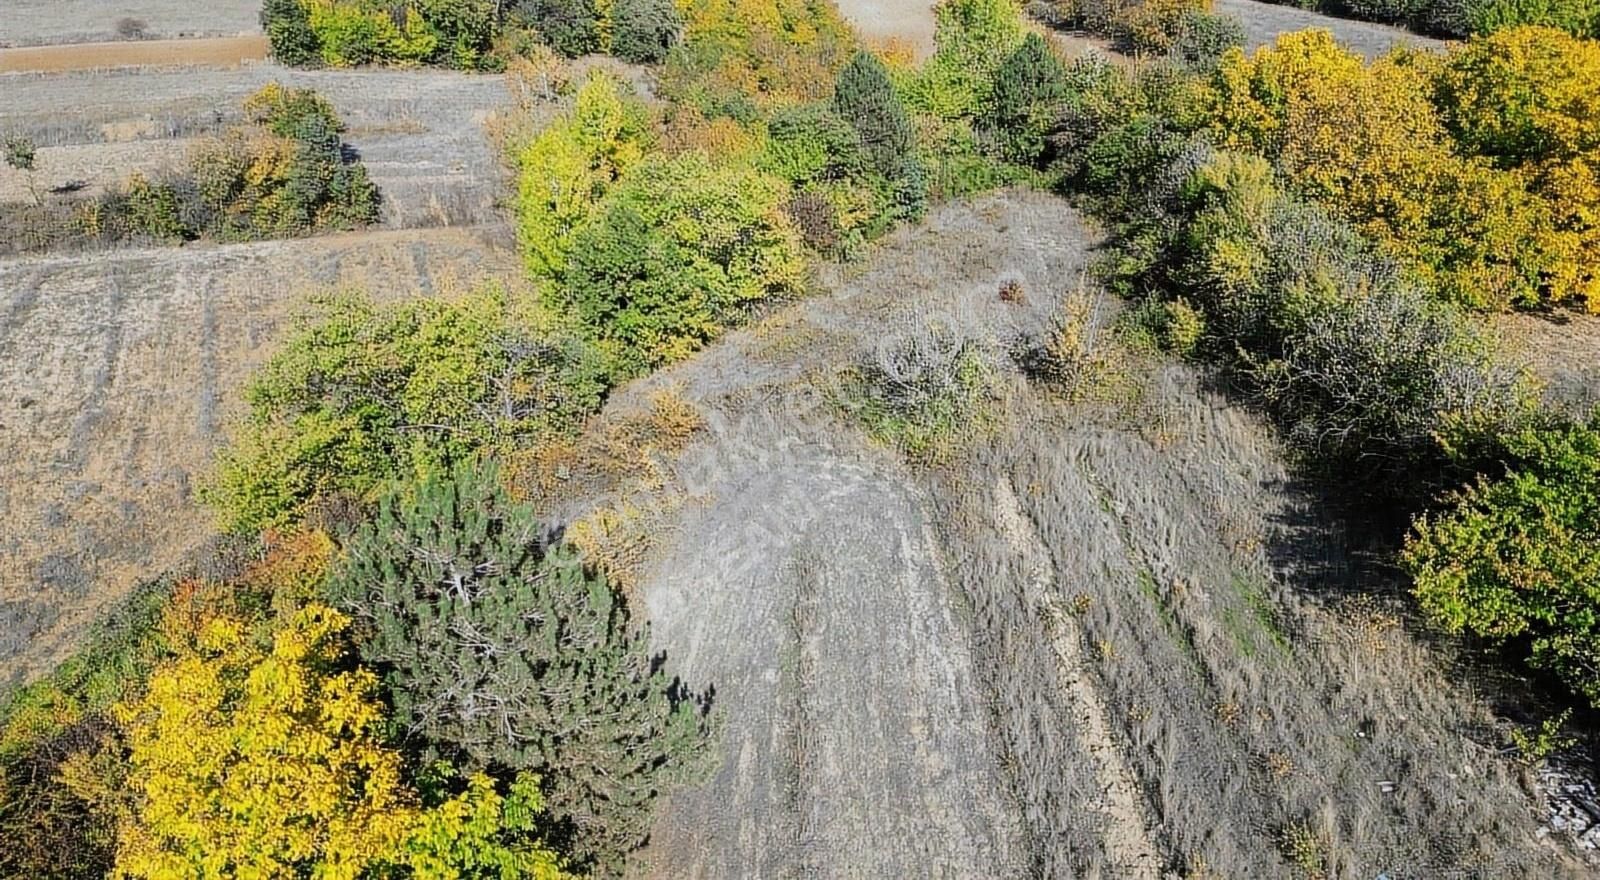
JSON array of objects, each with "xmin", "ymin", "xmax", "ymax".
[
  {"xmin": 0, "ymin": 0, "xmax": 259, "ymax": 48},
  {"xmin": 528, "ymin": 190, "xmax": 1591, "ymax": 877},
  {"xmin": 0, "ymin": 35, "xmax": 269, "ymax": 72},
  {"xmin": 1, "ymin": 64, "xmax": 517, "ymax": 228},
  {"xmin": 0, "ymin": 224, "xmax": 522, "ymax": 686}
]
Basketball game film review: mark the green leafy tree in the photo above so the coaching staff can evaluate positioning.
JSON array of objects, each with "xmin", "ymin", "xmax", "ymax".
[
  {"xmin": 560, "ymin": 151, "xmax": 804, "ymax": 374},
  {"xmin": 983, "ymin": 32, "xmax": 1071, "ymax": 166},
  {"xmin": 908, "ymin": 0, "xmax": 1026, "ymax": 120},
  {"xmin": 513, "ymin": 0, "xmax": 602, "ymax": 56},
  {"xmin": 327, "ymin": 461, "xmax": 713, "ymax": 876},
  {"xmin": 1405, "ymin": 413, "xmax": 1600, "ymax": 704},
  {"xmin": 202, "ymin": 289, "xmax": 609, "ymax": 532}
]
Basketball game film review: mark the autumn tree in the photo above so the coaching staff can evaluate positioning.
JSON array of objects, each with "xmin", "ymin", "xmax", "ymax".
[
  {"xmin": 112, "ymin": 603, "xmax": 574, "ymax": 879},
  {"xmin": 327, "ymin": 461, "xmax": 713, "ymax": 876}
]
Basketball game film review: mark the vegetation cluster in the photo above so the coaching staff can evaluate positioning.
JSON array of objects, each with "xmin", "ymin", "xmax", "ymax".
[
  {"xmin": 261, "ymin": 0, "xmax": 686, "ymax": 69},
  {"xmin": 0, "ymin": 84, "xmax": 379, "ymax": 257}
]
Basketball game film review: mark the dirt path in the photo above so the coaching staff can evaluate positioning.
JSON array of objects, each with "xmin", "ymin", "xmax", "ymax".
[
  {"xmin": 833, "ymin": 0, "xmax": 938, "ymax": 56},
  {"xmin": 992, "ymin": 476, "xmax": 1164, "ymax": 878},
  {"xmin": 0, "ymin": 35, "xmax": 268, "ymax": 73}
]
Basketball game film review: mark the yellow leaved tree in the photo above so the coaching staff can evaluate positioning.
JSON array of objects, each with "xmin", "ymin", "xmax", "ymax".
[{"xmin": 111, "ymin": 604, "xmax": 574, "ymax": 880}]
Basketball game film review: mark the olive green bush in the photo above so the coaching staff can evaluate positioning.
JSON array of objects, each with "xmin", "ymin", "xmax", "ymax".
[
  {"xmin": 612, "ymin": 0, "xmax": 683, "ymax": 62},
  {"xmin": 203, "ymin": 289, "xmax": 609, "ymax": 532},
  {"xmin": 1405, "ymin": 413, "xmax": 1600, "ymax": 703},
  {"xmin": 559, "ymin": 151, "xmax": 804, "ymax": 374}
]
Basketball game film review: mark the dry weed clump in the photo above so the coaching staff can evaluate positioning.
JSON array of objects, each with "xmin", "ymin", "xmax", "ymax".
[
  {"xmin": 485, "ymin": 49, "xmax": 572, "ymax": 158},
  {"xmin": 1277, "ymin": 820, "xmax": 1328, "ymax": 879},
  {"xmin": 838, "ymin": 323, "xmax": 999, "ymax": 462},
  {"xmin": 566, "ymin": 501, "xmax": 658, "ymax": 594},
  {"xmin": 998, "ymin": 276, "xmax": 1027, "ymax": 304},
  {"xmin": 515, "ymin": 388, "xmax": 707, "ymax": 592},
  {"xmin": 1016, "ymin": 285, "xmax": 1135, "ymax": 405},
  {"xmin": 1334, "ymin": 595, "xmax": 1400, "ymax": 653},
  {"xmin": 513, "ymin": 387, "xmax": 707, "ymax": 505}
]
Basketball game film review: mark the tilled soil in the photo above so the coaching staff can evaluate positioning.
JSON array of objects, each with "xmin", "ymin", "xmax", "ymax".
[
  {"xmin": 1, "ymin": 64, "xmax": 516, "ymax": 228},
  {"xmin": 0, "ymin": 0, "xmax": 259, "ymax": 48}
]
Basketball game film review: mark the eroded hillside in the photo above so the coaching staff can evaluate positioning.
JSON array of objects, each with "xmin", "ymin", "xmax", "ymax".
[{"xmin": 526, "ymin": 190, "xmax": 1587, "ymax": 877}]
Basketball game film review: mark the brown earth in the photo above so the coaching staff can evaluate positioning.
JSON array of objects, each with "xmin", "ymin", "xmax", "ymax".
[{"xmin": 0, "ymin": 35, "xmax": 269, "ymax": 73}]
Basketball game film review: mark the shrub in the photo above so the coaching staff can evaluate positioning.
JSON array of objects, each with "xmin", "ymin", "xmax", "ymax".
[
  {"xmin": 909, "ymin": 0, "xmax": 1027, "ymax": 121},
  {"xmin": 1176, "ymin": 150, "xmax": 1530, "ymax": 487},
  {"xmin": 112, "ymin": 603, "xmax": 574, "ymax": 878},
  {"xmin": 611, "ymin": 0, "xmax": 682, "ymax": 62},
  {"xmin": 202, "ymin": 289, "xmax": 609, "ymax": 532},
  {"xmin": 1208, "ymin": 30, "xmax": 1580, "ymax": 309},
  {"xmin": 1166, "ymin": 9, "xmax": 1245, "ymax": 71},
  {"xmin": 1466, "ymin": 0, "xmax": 1600, "ymax": 35},
  {"xmin": 1404, "ymin": 413, "xmax": 1600, "ymax": 704},
  {"xmin": 327, "ymin": 462, "xmax": 711, "ymax": 876},
  {"xmin": 760, "ymin": 102, "xmax": 868, "ymax": 185},
  {"xmin": 560, "ymin": 151, "xmax": 804, "ymax": 373},
  {"xmin": 983, "ymin": 32, "xmax": 1072, "ymax": 166},
  {"xmin": 663, "ymin": 0, "xmax": 856, "ymax": 109},
  {"xmin": 122, "ymin": 174, "xmax": 191, "ymax": 242},
  {"xmin": 842, "ymin": 324, "xmax": 996, "ymax": 460},
  {"xmin": 1434, "ymin": 27, "xmax": 1600, "ymax": 307},
  {"xmin": 262, "ymin": 0, "xmax": 320, "ymax": 65},
  {"xmin": 1112, "ymin": 0, "xmax": 1213, "ymax": 55},
  {"xmin": 1338, "ymin": 0, "xmax": 1428, "ymax": 23}
]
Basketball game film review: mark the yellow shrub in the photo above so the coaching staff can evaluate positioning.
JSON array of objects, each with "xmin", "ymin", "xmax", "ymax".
[
  {"xmin": 112, "ymin": 606, "xmax": 417, "ymax": 878},
  {"xmin": 1210, "ymin": 30, "xmax": 1579, "ymax": 309},
  {"xmin": 111, "ymin": 605, "xmax": 574, "ymax": 879},
  {"xmin": 1436, "ymin": 26, "xmax": 1600, "ymax": 309}
]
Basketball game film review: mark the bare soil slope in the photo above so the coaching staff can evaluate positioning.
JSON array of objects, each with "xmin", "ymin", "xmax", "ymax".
[
  {"xmin": 546, "ymin": 191, "xmax": 1589, "ymax": 877},
  {"xmin": 1216, "ymin": 0, "xmax": 1446, "ymax": 55},
  {"xmin": 0, "ymin": 225, "xmax": 522, "ymax": 685}
]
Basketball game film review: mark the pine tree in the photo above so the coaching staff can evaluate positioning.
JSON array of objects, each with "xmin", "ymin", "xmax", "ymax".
[
  {"xmin": 984, "ymin": 32, "xmax": 1071, "ymax": 166},
  {"xmin": 832, "ymin": 51, "xmax": 918, "ymax": 181},
  {"xmin": 328, "ymin": 460, "xmax": 712, "ymax": 877}
]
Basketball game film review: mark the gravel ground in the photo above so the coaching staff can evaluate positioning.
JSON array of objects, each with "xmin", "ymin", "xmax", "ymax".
[
  {"xmin": 0, "ymin": 0, "xmax": 260, "ymax": 47},
  {"xmin": 1216, "ymin": 0, "xmax": 1448, "ymax": 56},
  {"xmin": 0, "ymin": 224, "xmax": 522, "ymax": 686}
]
